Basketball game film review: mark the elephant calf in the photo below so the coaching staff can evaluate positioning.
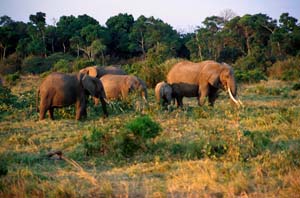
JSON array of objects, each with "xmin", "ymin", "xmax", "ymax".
[
  {"xmin": 155, "ymin": 81, "xmax": 173, "ymax": 107},
  {"xmin": 37, "ymin": 72, "xmax": 108, "ymax": 120}
]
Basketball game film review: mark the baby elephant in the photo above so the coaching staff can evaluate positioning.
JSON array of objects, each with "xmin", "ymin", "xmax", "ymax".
[
  {"xmin": 155, "ymin": 81, "xmax": 173, "ymax": 107},
  {"xmin": 37, "ymin": 72, "xmax": 108, "ymax": 120}
]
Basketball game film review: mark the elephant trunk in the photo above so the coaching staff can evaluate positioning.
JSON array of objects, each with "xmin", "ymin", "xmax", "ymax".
[{"xmin": 142, "ymin": 89, "xmax": 148, "ymax": 103}]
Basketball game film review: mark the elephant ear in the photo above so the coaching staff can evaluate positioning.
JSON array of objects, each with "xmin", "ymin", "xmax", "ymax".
[
  {"xmin": 81, "ymin": 74, "xmax": 97, "ymax": 96},
  {"xmin": 207, "ymin": 71, "xmax": 221, "ymax": 88},
  {"xmin": 88, "ymin": 67, "xmax": 99, "ymax": 78}
]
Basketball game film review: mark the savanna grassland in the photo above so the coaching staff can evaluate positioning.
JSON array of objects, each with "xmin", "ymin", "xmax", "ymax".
[{"xmin": 0, "ymin": 75, "xmax": 300, "ymax": 198}]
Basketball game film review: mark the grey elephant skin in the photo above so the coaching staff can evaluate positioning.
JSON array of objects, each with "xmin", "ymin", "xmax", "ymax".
[
  {"xmin": 99, "ymin": 74, "xmax": 147, "ymax": 102},
  {"xmin": 37, "ymin": 72, "xmax": 108, "ymax": 120},
  {"xmin": 167, "ymin": 60, "xmax": 242, "ymax": 107},
  {"xmin": 155, "ymin": 81, "xmax": 173, "ymax": 106},
  {"xmin": 79, "ymin": 65, "xmax": 126, "ymax": 78}
]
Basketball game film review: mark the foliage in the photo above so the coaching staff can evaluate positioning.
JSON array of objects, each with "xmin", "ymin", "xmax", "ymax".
[
  {"xmin": 72, "ymin": 58, "xmax": 95, "ymax": 71},
  {"xmin": 235, "ymin": 69, "xmax": 267, "ymax": 83},
  {"xmin": 120, "ymin": 115, "xmax": 161, "ymax": 156},
  {"xmin": 52, "ymin": 59, "xmax": 72, "ymax": 73},
  {"xmin": 124, "ymin": 58, "xmax": 181, "ymax": 87},
  {"xmin": 292, "ymin": 82, "xmax": 300, "ymax": 90},
  {"xmin": 268, "ymin": 56, "xmax": 300, "ymax": 80},
  {"xmin": 0, "ymin": 86, "xmax": 18, "ymax": 114},
  {"xmin": 82, "ymin": 128, "xmax": 112, "ymax": 156},
  {"xmin": 0, "ymin": 53, "xmax": 22, "ymax": 75},
  {"xmin": 4, "ymin": 72, "xmax": 20, "ymax": 85},
  {"xmin": 21, "ymin": 55, "xmax": 48, "ymax": 74},
  {"xmin": 0, "ymin": 158, "xmax": 8, "ymax": 177}
]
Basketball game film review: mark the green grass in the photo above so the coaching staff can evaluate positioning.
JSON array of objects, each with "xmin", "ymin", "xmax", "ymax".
[{"xmin": 0, "ymin": 77, "xmax": 300, "ymax": 197}]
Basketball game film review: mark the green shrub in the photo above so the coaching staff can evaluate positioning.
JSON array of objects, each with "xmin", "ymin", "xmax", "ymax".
[
  {"xmin": 82, "ymin": 128, "xmax": 112, "ymax": 156},
  {"xmin": 22, "ymin": 55, "xmax": 47, "ymax": 74},
  {"xmin": 4, "ymin": 72, "xmax": 20, "ymax": 86},
  {"xmin": 241, "ymin": 130, "xmax": 271, "ymax": 160},
  {"xmin": 292, "ymin": 82, "xmax": 300, "ymax": 90},
  {"xmin": 125, "ymin": 115, "xmax": 161, "ymax": 139},
  {"xmin": 124, "ymin": 58, "xmax": 181, "ymax": 88},
  {"xmin": 268, "ymin": 56, "xmax": 300, "ymax": 81},
  {"xmin": 45, "ymin": 52, "xmax": 73, "ymax": 67},
  {"xmin": 0, "ymin": 53, "xmax": 22, "ymax": 75},
  {"xmin": 120, "ymin": 115, "xmax": 162, "ymax": 157},
  {"xmin": 235, "ymin": 69, "xmax": 267, "ymax": 83},
  {"xmin": 204, "ymin": 139, "xmax": 228, "ymax": 159},
  {"xmin": 72, "ymin": 58, "xmax": 95, "ymax": 72},
  {"xmin": 0, "ymin": 159, "xmax": 8, "ymax": 176},
  {"xmin": 53, "ymin": 59, "xmax": 72, "ymax": 73}
]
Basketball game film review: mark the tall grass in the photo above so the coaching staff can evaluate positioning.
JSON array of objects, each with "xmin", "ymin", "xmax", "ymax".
[{"xmin": 0, "ymin": 76, "xmax": 300, "ymax": 197}]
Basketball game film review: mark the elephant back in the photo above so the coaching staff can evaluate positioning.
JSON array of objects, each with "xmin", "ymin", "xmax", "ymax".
[{"xmin": 167, "ymin": 61, "xmax": 203, "ymax": 85}]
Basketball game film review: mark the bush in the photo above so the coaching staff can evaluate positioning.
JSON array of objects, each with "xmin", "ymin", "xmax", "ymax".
[
  {"xmin": 0, "ymin": 86, "xmax": 18, "ymax": 113},
  {"xmin": 0, "ymin": 53, "xmax": 22, "ymax": 75},
  {"xmin": 125, "ymin": 115, "xmax": 161, "ymax": 139},
  {"xmin": 21, "ymin": 55, "xmax": 47, "ymax": 74},
  {"xmin": 82, "ymin": 128, "xmax": 112, "ymax": 156},
  {"xmin": 235, "ymin": 69, "xmax": 267, "ymax": 83},
  {"xmin": 0, "ymin": 159, "xmax": 8, "ymax": 177},
  {"xmin": 124, "ymin": 58, "xmax": 181, "ymax": 88},
  {"xmin": 53, "ymin": 59, "xmax": 72, "ymax": 73},
  {"xmin": 4, "ymin": 72, "xmax": 20, "ymax": 86},
  {"xmin": 120, "ymin": 115, "xmax": 162, "ymax": 157},
  {"xmin": 72, "ymin": 58, "xmax": 95, "ymax": 72},
  {"xmin": 268, "ymin": 56, "xmax": 300, "ymax": 81},
  {"xmin": 292, "ymin": 82, "xmax": 300, "ymax": 90}
]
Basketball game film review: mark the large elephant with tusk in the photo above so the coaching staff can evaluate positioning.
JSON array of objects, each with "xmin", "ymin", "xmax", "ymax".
[{"xmin": 167, "ymin": 60, "xmax": 243, "ymax": 107}]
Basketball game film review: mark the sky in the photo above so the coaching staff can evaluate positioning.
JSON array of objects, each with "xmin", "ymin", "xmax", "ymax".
[{"xmin": 1, "ymin": 0, "xmax": 299, "ymax": 32}]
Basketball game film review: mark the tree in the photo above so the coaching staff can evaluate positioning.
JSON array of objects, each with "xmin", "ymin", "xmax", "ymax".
[
  {"xmin": 106, "ymin": 13, "xmax": 134, "ymax": 59},
  {"xmin": 28, "ymin": 12, "xmax": 47, "ymax": 56}
]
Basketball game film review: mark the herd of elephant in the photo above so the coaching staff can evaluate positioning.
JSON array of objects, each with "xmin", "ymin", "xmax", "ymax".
[{"xmin": 36, "ymin": 60, "xmax": 243, "ymax": 120}]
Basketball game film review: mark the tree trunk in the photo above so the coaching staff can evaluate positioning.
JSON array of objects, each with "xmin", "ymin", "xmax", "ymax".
[
  {"xmin": 51, "ymin": 39, "xmax": 55, "ymax": 53},
  {"xmin": 195, "ymin": 34, "xmax": 203, "ymax": 61},
  {"xmin": 3, "ymin": 46, "xmax": 6, "ymax": 60},
  {"xmin": 63, "ymin": 42, "xmax": 66, "ymax": 54}
]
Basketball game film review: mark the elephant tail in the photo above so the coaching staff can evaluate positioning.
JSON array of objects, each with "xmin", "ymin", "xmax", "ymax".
[{"xmin": 36, "ymin": 88, "xmax": 40, "ymax": 112}]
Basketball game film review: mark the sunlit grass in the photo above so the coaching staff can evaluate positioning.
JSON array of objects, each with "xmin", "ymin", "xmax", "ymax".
[{"xmin": 0, "ymin": 76, "xmax": 300, "ymax": 197}]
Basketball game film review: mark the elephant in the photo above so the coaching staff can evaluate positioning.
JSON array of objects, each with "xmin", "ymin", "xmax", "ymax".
[
  {"xmin": 79, "ymin": 65, "xmax": 126, "ymax": 78},
  {"xmin": 167, "ymin": 60, "xmax": 243, "ymax": 107},
  {"xmin": 96, "ymin": 74, "xmax": 147, "ymax": 103},
  {"xmin": 155, "ymin": 81, "xmax": 173, "ymax": 106},
  {"xmin": 37, "ymin": 72, "xmax": 108, "ymax": 120}
]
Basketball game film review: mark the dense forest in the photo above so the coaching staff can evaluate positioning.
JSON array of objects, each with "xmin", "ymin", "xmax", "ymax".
[{"xmin": 0, "ymin": 11, "xmax": 300, "ymax": 86}]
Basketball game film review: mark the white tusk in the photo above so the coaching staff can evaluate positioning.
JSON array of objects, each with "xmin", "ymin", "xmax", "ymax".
[
  {"xmin": 228, "ymin": 87, "xmax": 240, "ymax": 107},
  {"xmin": 142, "ymin": 96, "xmax": 147, "ymax": 103},
  {"xmin": 238, "ymin": 99, "xmax": 244, "ymax": 107},
  {"xmin": 103, "ymin": 98, "xmax": 110, "ymax": 104}
]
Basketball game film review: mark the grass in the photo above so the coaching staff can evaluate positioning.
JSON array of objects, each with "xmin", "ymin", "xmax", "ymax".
[{"xmin": 0, "ymin": 76, "xmax": 300, "ymax": 197}]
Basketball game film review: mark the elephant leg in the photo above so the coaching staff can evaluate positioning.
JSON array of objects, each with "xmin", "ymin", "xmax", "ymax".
[
  {"xmin": 199, "ymin": 84, "xmax": 209, "ymax": 106},
  {"xmin": 39, "ymin": 97, "xmax": 49, "ymax": 120},
  {"xmin": 99, "ymin": 97, "xmax": 108, "ymax": 118},
  {"xmin": 176, "ymin": 96, "xmax": 183, "ymax": 108},
  {"xmin": 48, "ymin": 107, "xmax": 54, "ymax": 120},
  {"xmin": 208, "ymin": 87, "xmax": 218, "ymax": 107},
  {"xmin": 39, "ymin": 107, "xmax": 47, "ymax": 120},
  {"xmin": 76, "ymin": 100, "xmax": 86, "ymax": 120}
]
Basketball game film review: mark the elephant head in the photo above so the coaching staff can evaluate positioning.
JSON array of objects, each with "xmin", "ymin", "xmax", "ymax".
[
  {"xmin": 205, "ymin": 62, "xmax": 243, "ymax": 107},
  {"xmin": 80, "ymin": 74, "xmax": 108, "ymax": 116},
  {"xmin": 80, "ymin": 66, "xmax": 99, "ymax": 78},
  {"xmin": 126, "ymin": 76, "xmax": 148, "ymax": 102}
]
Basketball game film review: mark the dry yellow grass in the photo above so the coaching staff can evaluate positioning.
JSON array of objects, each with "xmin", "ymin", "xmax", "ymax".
[{"xmin": 0, "ymin": 76, "xmax": 300, "ymax": 197}]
